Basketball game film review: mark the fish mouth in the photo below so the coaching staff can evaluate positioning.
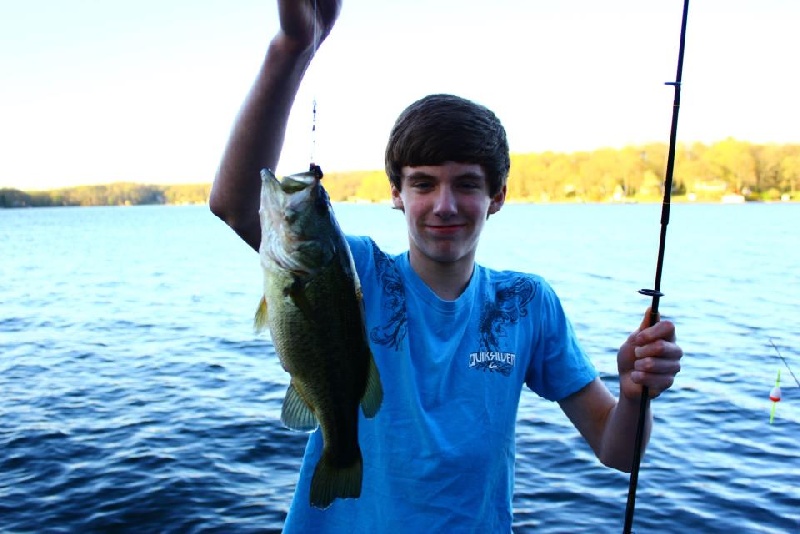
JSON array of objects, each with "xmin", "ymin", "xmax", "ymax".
[{"xmin": 280, "ymin": 170, "xmax": 319, "ymax": 193}]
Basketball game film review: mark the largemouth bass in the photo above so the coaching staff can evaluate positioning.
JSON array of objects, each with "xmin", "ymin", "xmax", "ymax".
[{"xmin": 254, "ymin": 165, "xmax": 383, "ymax": 509}]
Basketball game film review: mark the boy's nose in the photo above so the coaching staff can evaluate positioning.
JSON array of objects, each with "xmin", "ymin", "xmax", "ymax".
[{"xmin": 433, "ymin": 186, "xmax": 457, "ymax": 217}]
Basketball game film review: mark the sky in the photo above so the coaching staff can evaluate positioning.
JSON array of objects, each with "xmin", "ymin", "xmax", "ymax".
[{"xmin": 1, "ymin": 0, "xmax": 798, "ymax": 190}]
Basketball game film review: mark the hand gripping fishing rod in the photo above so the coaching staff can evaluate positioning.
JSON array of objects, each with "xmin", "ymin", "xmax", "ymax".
[{"xmin": 622, "ymin": 1, "xmax": 690, "ymax": 533}]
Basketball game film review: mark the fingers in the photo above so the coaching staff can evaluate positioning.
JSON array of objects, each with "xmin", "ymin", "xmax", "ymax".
[
  {"xmin": 620, "ymin": 309, "xmax": 683, "ymax": 400},
  {"xmin": 633, "ymin": 344, "xmax": 682, "ymax": 373},
  {"xmin": 628, "ymin": 372, "xmax": 677, "ymax": 399},
  {"xmin": 630, "ymin": 371, "xmax": 677, "ymax": 398},
  {"xmin": 635, "ymin": 318, "xmax": 676, "ymax": 345},
  {"xmin": 277, "ymin": 0, "xmax": 341, "ymax": 49},
  {"xmin": 630, "ymin": 337, "xmax": 682, "ymax": 397},
  {"xmin": 627, "ymin": 311, "xmax": 682, "ymax": 397}
]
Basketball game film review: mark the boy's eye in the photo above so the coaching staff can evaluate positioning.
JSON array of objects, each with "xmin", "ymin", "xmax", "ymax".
[
  {"xmin": 410, "ymin": 180, "xmax": 434, "ymax": 191},
  {"xmin": 456, "ymin": 180, "xmax": 482, "ymax": 191}
]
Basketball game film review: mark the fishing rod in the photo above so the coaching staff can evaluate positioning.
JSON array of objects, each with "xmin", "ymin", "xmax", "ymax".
[{"xmin": 622, "ymin": 1, "xmax": 690, "ymax": 532}]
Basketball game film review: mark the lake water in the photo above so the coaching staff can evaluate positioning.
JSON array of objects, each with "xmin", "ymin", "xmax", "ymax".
[{"xmin": 1, "ymin": 202, "xmax": 798, "ymax": 533}]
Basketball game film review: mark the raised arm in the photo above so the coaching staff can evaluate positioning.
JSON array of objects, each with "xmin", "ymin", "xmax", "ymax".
[{"xmin": 210, "ymin": 0, "xmax": 342, "ymax": 251}]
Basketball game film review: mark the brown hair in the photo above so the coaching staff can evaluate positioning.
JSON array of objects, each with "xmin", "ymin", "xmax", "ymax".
[{"xmin": 384, "ymin": 94, "xmax": 510, "ymax": 197}]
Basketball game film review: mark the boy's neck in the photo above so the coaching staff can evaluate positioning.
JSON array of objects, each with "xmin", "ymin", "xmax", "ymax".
[{"xmin": 408, "ymin": 250, "xmax": 475, "ymax": 301}]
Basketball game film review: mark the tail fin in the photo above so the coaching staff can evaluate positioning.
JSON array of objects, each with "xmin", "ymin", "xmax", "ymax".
[{"xmin": 309, "ymin": 449, "xmax": 363, "ymax": 509}]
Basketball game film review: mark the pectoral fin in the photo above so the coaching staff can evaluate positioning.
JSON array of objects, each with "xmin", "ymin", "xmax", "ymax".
[
  {"xmin": 281, "ymin": 383, "xmax": 318, "ymax": 432},
  {"xmin": 360, "ymin": 352, "xmax": 383, "ymax": 419},
  {"xmin": 286, "ymin": 276, "xmax": 315, "ymax": 322},
  {"xmin": 254, "ymin": 296, "xmax": 269, "ymax": 333}
]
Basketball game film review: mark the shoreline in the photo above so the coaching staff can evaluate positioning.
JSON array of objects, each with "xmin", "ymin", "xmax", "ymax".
[{"xmin": 2, "ymin": 197, "xmax": 798, "ymax": 210}]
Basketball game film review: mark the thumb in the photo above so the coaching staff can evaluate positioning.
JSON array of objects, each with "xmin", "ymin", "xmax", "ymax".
[{"xmin": 639, "ymin": 306, "xmax": 661, "ymax": 332}]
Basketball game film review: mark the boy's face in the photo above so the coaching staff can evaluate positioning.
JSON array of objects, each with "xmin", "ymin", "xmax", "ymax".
[{"xmin": 391, "ymin": 161, "xmax": 506, "ymax": 270}]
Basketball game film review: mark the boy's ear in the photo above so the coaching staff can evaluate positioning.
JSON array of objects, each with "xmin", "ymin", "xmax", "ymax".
[
  {"xmin": 391, "ymin": 184, "xmax": 404, "ymax": 212},
  {"xmin": 488, "ymin": 185, "xmax": 507, "ymax": 216}
]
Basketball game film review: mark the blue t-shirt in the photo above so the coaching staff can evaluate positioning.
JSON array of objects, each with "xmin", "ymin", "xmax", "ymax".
[{"xmin": 283, "ymin": 237, "xmax": 598, "ymax": 533}]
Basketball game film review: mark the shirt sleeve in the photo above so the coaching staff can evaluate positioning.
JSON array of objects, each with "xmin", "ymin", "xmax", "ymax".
[{"xmin": 525, "ymin": 280, "xmax": 598, "ymax": 401}]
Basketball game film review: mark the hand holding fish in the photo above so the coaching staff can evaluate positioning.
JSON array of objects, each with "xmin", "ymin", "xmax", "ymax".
[
  {"xmin": 210, "ymin": 0, "xmax": 344, "ymax": 248},
  {"xmin": 616, "ymin": 309, "xmax": 682, "ymax": 402},
  {"xmin": 276, "ymin": 0, "xmax": 342, "ymax": 54}
]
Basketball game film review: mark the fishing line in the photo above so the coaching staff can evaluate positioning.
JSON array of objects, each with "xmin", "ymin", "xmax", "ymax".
[
  {"xmin": 309, "ymin": 0, "xmax": 320, "ymax": 168},
  {"xmin": 623, "ymin": 0, "xmax": 690, "ymax": 532},
  {"xmin": 770, "ymin": 339, "xmax": 800, "ymax": 388}
]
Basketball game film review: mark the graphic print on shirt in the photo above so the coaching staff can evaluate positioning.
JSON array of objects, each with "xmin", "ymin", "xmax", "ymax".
[
  {"xmin": 367, "ymin": 241, "xmax": 407, "ymax": 351},
  {"xmin": 470, "ymin": 276, "xmax": 538, "ymax": 376}
]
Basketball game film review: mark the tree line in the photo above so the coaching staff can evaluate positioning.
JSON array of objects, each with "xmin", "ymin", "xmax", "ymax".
[
  {"xmin": 324, "ymin": 139, "xmax": 799, "ymax": 203},
  {"xmin": 2, "ymin": 139, "xmax": 798, "ymax": 208},
  {"xmin": 0, "ymin": 182, "xmax": 211, "ymax": 208}
]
